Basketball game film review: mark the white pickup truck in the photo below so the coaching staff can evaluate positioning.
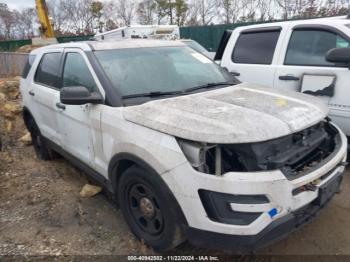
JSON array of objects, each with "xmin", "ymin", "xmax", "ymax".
[{"xmin": 218, "ymin": 16, "xmax": 350, "ymax": 138}]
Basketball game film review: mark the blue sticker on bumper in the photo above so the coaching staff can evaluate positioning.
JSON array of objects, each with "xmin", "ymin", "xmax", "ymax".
[{"xmin": 268, "ymin": 208, "xmax": 278, "ymax": 218}]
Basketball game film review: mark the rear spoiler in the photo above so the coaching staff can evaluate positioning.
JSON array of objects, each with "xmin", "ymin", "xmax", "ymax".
[{"xmin": 214, "ymin": 30, "xmax": 232, "ymax": 61}]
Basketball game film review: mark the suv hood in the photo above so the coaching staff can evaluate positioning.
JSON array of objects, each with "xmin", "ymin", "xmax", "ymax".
[{"xmin": 123, "ymin": 83, "xmax": 329, "ymax": 143}]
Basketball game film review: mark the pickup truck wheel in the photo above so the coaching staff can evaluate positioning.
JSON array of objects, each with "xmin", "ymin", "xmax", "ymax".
[
  {"xmin": 118, "ymin": 166, "xmax": 185, "ymax": 251},
  {"xmin": 28, "ymin": 118, "xmax": 52, "ymax": 161}
]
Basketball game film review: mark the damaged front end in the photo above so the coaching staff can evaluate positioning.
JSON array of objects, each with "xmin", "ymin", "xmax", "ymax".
[{"xmin": 178, "ymin": 119, "xmax": 342, "ymax": 179}]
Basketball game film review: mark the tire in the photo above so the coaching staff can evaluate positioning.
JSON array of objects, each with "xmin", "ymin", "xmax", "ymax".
[
  {"xmin": 118, "ymin": 166, "xmax": 185, "ymax": 251},
  {"xmin": 27, "ymin": 117, "xmax": 52, "ymax": 161}
]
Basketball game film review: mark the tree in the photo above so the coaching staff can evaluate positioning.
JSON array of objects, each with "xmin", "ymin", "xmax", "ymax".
[
  {"xmin": 115, "ymin": 0, "xmax": 136, "ymax": 26},
  {"xmin": 16, "ymin": 8, "xmax": 37, "ymax": 38},
  {"xmin": 58, "ymin": 0, "xmax": 95, "ymax": 34},
  {"xmin": 174, "ymin": 0, "xmax": 188, "ymax": 26},
  {"xmin": 105, "ymin": 19, "xmax": 118, "ymax": 31},
  {"xmin": 197, "ymin": 0, "xmax": 217, "ymax": 25},
  {"xmin": 0, "ymin": 4, "xmax": 16, "ymax": 39},
  {"xmin": 219, "ymin": 0, "xmax": 241, "ymax": 24},
  {"xmin": 137, "ymin": 0, "xmax": 156, "ymax": 25},
  {"xmin": 91, "ymin": 1, "xmax": 104, "ymax": 33}
]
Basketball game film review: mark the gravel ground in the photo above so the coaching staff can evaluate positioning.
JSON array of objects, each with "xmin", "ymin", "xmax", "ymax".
[{"xmin": 0, "ymin": 94, "xmax": 350, "ymax": 260}]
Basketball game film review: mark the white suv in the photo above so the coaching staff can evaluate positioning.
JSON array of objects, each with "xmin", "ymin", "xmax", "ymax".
[
  {"xmin": 20, "ymin": 40, "xmax": 347, "ymax": 251},
  {"xmin": 219, "ymin": 16, "xmax": 350, "ymax": 138}
]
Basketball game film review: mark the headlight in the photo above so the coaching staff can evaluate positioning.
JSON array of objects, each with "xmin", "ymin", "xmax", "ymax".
[{"xmin": 177, "ymin": 139, "xmax": 221, "ymax": 175}]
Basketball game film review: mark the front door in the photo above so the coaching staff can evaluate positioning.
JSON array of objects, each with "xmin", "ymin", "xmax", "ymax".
[
  {"xmin": 58, "ymin": 49, "xmax": 103, "ymax": 167},
  {"xmin": 274, "ymin": 26, "xmax": 350, "ymax": 135}
]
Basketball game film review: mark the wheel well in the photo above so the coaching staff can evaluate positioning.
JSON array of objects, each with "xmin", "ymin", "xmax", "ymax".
[
  {"xmin": 114, "ymin": 159, "xmax": 135, "ymax": 189},
  {"xmin": 23, "ymin": 108, "xmax": 34, "ymax": 131},
  {"xmin": 108, "ymin": 154, "xmax": 189, "ymax": 226}
]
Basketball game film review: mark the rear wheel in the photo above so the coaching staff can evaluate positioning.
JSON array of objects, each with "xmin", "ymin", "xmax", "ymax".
[{"xmin": 118, "ymin": 166, "xmax": 185, "ymax": 251}]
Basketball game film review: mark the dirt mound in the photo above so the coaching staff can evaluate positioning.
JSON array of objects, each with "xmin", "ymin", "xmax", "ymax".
[{"xmin": 0, "ymin": 77, "xmax": 22, "ymax": 150}]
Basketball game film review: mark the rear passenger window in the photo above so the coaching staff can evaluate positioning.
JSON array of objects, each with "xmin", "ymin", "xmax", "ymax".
[
  {"xmin": 232, "ymin": 30, "xmax": 280, "ymax": 64},
  {"xmin": 285, "ymin": 29, "xmax": 350, "ymax": 67},
  {"xmin": 34, "ymin": 52, "xmax": 61, "ymax": 88},
  {"xmin": 22, "ymin": 55, "xmax": 36, "ymax": 79},
  {"xmin": 62, "ymin": 53, "xmax": 97, "ymax": 92}
]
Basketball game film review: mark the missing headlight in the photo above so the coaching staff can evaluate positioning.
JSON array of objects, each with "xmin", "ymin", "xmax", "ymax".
[
  {"xmin": 177, "ymin": 139, "xmax": 215, "ymax": 173},
  {"xmin": 177, "ymin": 120, "xmax": 339, "ymax": 177}
]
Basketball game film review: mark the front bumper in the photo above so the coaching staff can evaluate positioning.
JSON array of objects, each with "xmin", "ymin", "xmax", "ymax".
[
  {"xmin": 184, "ymin": 171, "xmax": 343, "ymax": 251},
  {"xmin": 161, "ymin": 124, "xmax": 347, "ymax": 249}
]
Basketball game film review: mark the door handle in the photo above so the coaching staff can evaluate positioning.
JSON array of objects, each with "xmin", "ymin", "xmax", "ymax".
[
  {"xmin": 230, "ymin": 71, "xmax": 240, "ymax": 77},
  {"xmin": 56, "ymin": 102, "xmax": 66, "ymax": 110},
  {"xmin": 279, "ymin": 75, "xmax": 300, "ymax": 81},
  {"xmin": 28, "ymin": 90, "xmax": 35, "ymax": 96}
]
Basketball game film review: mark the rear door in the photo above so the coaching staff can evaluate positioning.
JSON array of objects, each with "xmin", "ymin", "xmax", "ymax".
[
  {"xmin": 31, "ymin": 49, "xmax": 64, "ymax": 146},
  {"xmin": 221, "ymin": 26, "xmax": 285, "ymax": 88},
  {"xmin": 274, "ymin": 25, "xmax": 350, "ymax": 135}
]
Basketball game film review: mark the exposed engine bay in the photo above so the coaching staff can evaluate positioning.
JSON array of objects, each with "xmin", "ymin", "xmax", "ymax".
[{"xmin": 178, "ymin": 119, "xmax": 341, "ymax": 179}]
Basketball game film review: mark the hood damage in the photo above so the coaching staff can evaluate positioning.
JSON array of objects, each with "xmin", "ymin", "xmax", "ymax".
[{"xmin": 123, "ymin": 83, "xmax": 329, "ymax": 144}]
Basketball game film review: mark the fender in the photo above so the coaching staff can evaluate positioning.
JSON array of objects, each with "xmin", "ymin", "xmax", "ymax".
[
  {"xmin": 108, "ymin": 152, "xmax": 160, "ymax": 190},
  {"xmin": 107, "ymin": 152, "xmax": 188, "ymax": 226}
]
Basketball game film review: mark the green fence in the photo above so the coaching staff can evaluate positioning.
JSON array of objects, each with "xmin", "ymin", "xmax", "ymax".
[
  {"xmin": 0, "ymin": 39, "xmax": 32, "ymax": 52},
  {"xmin": 0, "ymin": 34, "xmax": 94, "ymax": 51},
  {"xmin": 180, "ymin": 21, "xmax": 264, "ymax": 52}
]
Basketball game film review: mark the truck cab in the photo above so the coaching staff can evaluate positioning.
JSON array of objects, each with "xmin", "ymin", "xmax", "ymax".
[{"xmin": 220, "ymin": 16, "xmax": 350, "ymax": 137}]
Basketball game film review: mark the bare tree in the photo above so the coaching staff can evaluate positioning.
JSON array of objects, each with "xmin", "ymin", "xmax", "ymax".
[
  {"xmin": 256, "ymin": 0, "xmax": 275, "ymax": 21},
  {"xmin": 195, "ymin": 0, "xmax": 217, "ymax": 25},
  {"xmin": 15, "ymin": 8, "xmax": 37, "ymax": 38},
  {"xmin": 219, "ymin": 0, "xmax": 242, "ymax": 24},
  {"xmin": 58, "ymin": 0, "xmax": 95, "ymax": 34},
  {"xmin": 0, "ymin": 4, "xmax": 16, "ymax": 39},
  {"xmin": 115, "ymin": 0, "xmax": 136, "ymax": 26},
  {"xmin": 137, "ymin": 0, "xmax": 157, "ymax": 24}
]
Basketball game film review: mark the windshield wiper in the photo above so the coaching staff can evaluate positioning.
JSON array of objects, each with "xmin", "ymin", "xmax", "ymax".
[
  {"xmin": 183, "ymin": 81, "xmax": 234, "ymax": 93},
  {"xmin": 122, "ymin": 90, "xmax": 182, "ymax": 99},
  {"xmin": 122, "ymin": 82, "xmax": 235, "ymax": 99}
]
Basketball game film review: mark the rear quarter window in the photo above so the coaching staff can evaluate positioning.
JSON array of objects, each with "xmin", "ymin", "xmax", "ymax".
[
  {"xmin": 34, "ymin": 52, "xmax": 62, "ymax": 88},
  {"xmin": 232, "ymin": 30, "xmax": 280, "ymax": 65},
  {"xmin": 22, "ymin": 55, "xmax": 36, "ymax": 79}
]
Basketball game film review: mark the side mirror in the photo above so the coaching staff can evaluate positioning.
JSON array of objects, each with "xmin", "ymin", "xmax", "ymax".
[
  {"xmin": 326, "ymin": 48, "xmax": 350, "ymax": 67},
  {"xmin": 60, "ymin": 86, "xmax": 103, "ymax": 105}
]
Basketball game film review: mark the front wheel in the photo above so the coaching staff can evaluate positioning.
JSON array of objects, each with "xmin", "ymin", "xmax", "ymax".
[{"xmin": 118, "ymin": 166, "xmax": 185, "ymax": 251}]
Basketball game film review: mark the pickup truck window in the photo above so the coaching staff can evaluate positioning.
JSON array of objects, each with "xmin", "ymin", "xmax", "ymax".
[
  {"xmin": 94, "ymin": 46, "xmax": 231, "ymax": 97},
  {"xmin": 285, "ymin": 30, "xmax": 350, "ymax": 67},
  {"xmin": 62, "ymin": 52, "xmax": 97, "ymax": 92},
  {"xmin": 34, "ymin": 52, "xmax": 61, "ymax": 88},
  {"xmin": 232, "ymin": 30, "xmax": 280, "ymax": 65},
  {"xmin": 22, "ymin": 55, "xmax": 36, "ymax": 79}
]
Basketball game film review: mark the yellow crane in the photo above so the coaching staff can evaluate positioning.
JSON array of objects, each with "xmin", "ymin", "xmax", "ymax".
[{"xmin": 35, "ymin": 0, "xmax": 55, "ymax": 38}]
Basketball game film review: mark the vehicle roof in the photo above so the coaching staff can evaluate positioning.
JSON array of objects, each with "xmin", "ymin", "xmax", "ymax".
[
  {"xmin": 30, "ymin": 39, "xmax": 186, "ymax": 54},
  {"xmin": 235, "ymin": 16, "xmax": 349, "ymax": 30}
]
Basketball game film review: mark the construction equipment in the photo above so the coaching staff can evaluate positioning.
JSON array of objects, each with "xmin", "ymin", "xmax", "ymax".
[
  {"xmin": 33, "ymin": 0, "xmax": 57, "ymax": 45},
  {"xmin": 35, "ymin": 0, "xmax": 55, "ymax": 38}
]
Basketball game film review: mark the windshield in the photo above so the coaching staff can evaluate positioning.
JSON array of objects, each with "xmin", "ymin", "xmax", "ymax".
[
  {"xmin": 182, "ymin": 40, "xmax": 208, "ymax": 53},
  {"xmin": 94, "ymin": 46, "xmax": 234, "ymax": 97}
]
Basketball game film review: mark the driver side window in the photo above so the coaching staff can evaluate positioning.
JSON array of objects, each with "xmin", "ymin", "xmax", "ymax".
[{"xmin": 62, "ymin": 52, "xmax": 97, "ymax": 92}]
